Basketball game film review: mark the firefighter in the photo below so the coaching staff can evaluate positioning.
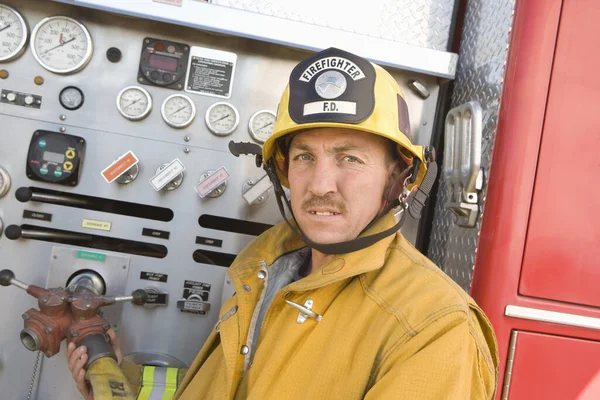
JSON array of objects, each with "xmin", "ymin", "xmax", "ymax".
[{"xmin": 67, "ymin": 47, "xmax": 499, "ymax": 399}]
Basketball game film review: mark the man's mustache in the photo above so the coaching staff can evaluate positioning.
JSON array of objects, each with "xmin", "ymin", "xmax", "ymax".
[{"xmin": 301, "ymin": 195, "xmax": 346, "ymax": 214}]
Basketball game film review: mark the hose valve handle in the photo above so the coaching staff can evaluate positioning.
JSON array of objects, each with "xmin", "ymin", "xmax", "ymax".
[
  {"xmin": 111, "ymin": 289, "xmax": 148, "ymax": 306},
  {"xmin": 1, "ymin": 269, "xmax": 31, "ymax": 291}
]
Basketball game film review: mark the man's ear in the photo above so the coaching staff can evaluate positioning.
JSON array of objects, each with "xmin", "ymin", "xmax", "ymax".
[
  {"xmin": 384, "ymin": 161, "xmax": 412, "ymax": 202},
  {"xmin": 276, "ymin": 158, "xmax": 288, "ymax": 175}
]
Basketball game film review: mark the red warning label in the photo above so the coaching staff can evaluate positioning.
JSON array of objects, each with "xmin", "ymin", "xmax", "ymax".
[{"xmin": 101, "ymin": 151, "xmax": 139, "ymax": 183}]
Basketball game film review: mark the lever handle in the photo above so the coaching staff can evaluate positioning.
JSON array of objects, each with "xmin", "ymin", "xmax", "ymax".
[
  {"xmin": 109, "ymin": 289, "xmax": 148, "ymax": 306},
  {"xmin": 228, "ymin": 140, "xmax": 262, "ymax": 157},
  {"xmin": 0, "ymin": 269, "xmax": 30, "ymax": 291}
]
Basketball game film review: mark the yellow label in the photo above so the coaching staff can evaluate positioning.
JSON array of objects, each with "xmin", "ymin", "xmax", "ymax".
[{"xmin": 82, "ymin": 219, "xmax": 112, "ymax": 231}]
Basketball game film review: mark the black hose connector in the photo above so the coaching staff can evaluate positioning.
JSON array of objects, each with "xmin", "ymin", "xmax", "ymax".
[{"xmin": 79, "ymin": 333, "xmax": 117, "ymax": 369}]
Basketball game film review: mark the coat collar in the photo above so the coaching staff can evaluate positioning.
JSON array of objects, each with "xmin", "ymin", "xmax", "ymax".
[{"xmin": 227, "ymin": 211, "xmax": 399, "ymax": 290}]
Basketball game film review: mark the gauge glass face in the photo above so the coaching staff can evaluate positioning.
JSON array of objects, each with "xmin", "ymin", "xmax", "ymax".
[
  {"xmin": 117, "ymin": 86, "xmax": 152, "ymax": 120},
  {"xmin": 0, "ymin": 5, "xmax": 28, "ymax": 62},
  {"xmin": 206, "ymin": 102, "xmax": 239, "ymax": 136},
  {"xmin": 249, "ymin": 110, "xmax": 276, "ymax": 143},
  {"xmin": 161, "ymin": 94, "xmax": 195, "ymax": 128},
  {"xmin": 59, "ymin": 87, "xmax": 83, "ymax": 110},
  {"xmin": 31, "ymin": 16, "xmax": 93, "ymax": 74}
]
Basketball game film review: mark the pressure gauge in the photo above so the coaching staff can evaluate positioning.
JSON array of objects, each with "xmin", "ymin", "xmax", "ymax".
[
  {"xmin": 248, "ymin": 110, "xmax": 276, "ymax": 143},
  {"xmin": 161, "ymin": 94, "xmax": 196, "ymax": 128},
  {"xmin": 59, "ymin": 86, "xmax": 84, "ymax": 110},
  {"xmin": 0, "ymin": 166, "xmax": 11, "ymax": 198},
  {"xmin": 30, "ymin": 16, "xmax": 93, "ymax": 74},
  {"xmin": 205, "ymin": 102, "xmax": 239, "ymax": 136},
  {"xmin": 0, "ymin": 5, "xmax": 28, "ymax": 62},
  {"xmin": 117, "ymin": 86, "xmax": 152, "ymax": 121}
]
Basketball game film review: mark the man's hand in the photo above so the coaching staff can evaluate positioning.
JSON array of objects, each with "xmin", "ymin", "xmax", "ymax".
[{"xmin": 66, "ymin": 329, "xmax": 123, "ymax": 400}]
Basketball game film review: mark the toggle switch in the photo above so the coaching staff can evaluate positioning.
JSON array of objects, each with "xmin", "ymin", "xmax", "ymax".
[
  {"xmin": 101, "ymin": 151, "xmax": 140, "ymax": 184},
  {"xmin": 242, "ymin": 175, "xmax": 272, "ymax": 205},
  {"xmin": 195, "ymin": 167, "xmax": 229, "ymax": 198},
  {"xmin": 150, "ymin": 159, "xmax": 185, "ymax": 191}
]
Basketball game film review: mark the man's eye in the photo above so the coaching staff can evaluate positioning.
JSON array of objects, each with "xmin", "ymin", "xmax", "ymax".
[
  {"xmin": 343, "ymin": 155, "xmax": 360, "ymax": 163},
  {"xmin": 293, "ymin": 154, "xmax": 312, "ymax": 161}
]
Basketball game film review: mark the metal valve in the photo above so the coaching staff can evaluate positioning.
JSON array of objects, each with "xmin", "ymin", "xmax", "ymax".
[{"xmin": 1, "ymin": 269, "xmax": 147, "ymax": 364}]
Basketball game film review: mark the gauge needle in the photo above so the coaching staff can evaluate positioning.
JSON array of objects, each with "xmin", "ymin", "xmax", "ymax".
[
  {"xmin": 257, "ymin": 121, "xmax": 273, "ymax": 131},
  {"xmin": 169, "ymin": 106, "xmax": 187, "ymax": 116},
  {"xmin": 213, "ymin": 114, "xmax": 230, "ymax": 123},
  {"xmin": 0, "ymin": 24, "xmax": 12, "ymax": 33},
  {"xmin": 41, "ymin": 37, "xmax": 76, "ymax": 56},
  {"xmin": 124, "ymin": 99, "xmax": 140, "ymax": 109}
]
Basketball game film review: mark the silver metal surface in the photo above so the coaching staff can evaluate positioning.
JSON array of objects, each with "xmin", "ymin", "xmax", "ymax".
[
  {"xmin": 0, "ymin": 0, "xmax": 441, "ymax": 397},
  {"xmin": 50, "ymin": 0, "xmax": 458, "ymax": 79},
  {"xmin": 214, "ymin": 0, "xmax": 456, "ymax": 51},
  {"xmin": 427, "ymin": 0, "xmax": 516, "ymax": 291},
  {"xmin": 501, "ymin": 330, "xmax": 518, "ymax": 400},
  {"xmin": 505, "ymin": 305, "xmax": 600, "ymax": 331},
  {"xmin": 443, "ymin": 101, "xmax": 483, "ymax": 228}
]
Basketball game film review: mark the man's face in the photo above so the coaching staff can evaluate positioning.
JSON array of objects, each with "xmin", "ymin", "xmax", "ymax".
[{"xmin": 287, "ymin": 127, "xmax": 394, "ymax": 244}]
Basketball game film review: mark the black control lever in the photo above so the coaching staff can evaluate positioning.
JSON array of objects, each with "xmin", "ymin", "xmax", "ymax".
[{"xmin": 228, "ymin": 141, "xmax": 263, "ymax": 167}]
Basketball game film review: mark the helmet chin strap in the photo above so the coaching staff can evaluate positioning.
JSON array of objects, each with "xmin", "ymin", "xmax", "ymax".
[{"xmin": 264, "ymin": 159, "xmax": 415, "ymax": 255}]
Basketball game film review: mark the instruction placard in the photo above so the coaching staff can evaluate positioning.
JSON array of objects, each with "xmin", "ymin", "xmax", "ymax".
[{"xmin": 185, "ymin": 46, "xmax": 236, "ymax": 99}]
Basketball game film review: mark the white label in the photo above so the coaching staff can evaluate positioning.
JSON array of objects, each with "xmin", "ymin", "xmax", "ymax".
[
  {"xmin": 150, "ymin": 159, "xmax": 186, "ymax": 191},
  {"xmin": 299, "ymin": 57, "xmax": 366, "ymax": 82},
  {"xmin": 303, "ymin": 101, "xmax": 357, "ymax": 116},
  {"xmin": 242, "ymin": 175, "xmax": 273, "ymax": 205},
  {"xmin": 195, "ymin": 167, "xmax": 230, "ymax": 198}
]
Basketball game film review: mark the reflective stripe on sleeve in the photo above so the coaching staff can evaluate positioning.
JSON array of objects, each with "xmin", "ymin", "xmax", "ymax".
[{"xmin": 137, "ymin": 366, "xmax": 179, "ymax": 400}]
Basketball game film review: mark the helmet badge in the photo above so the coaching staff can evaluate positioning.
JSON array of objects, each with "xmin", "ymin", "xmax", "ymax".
[{"xmin": 315, "ymin": 70, "xmax": 347, "ymax": 100}]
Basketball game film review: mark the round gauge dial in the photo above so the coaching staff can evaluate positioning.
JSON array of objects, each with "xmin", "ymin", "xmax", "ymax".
[
  {"xmin": 0, "ymin": 166, "xmax": 10, "ymax": 198},
  {"xmin": 59, "ymin": 86, "xmax": 84, "ymax": 110},
  {"xmin": 0, "ymin": 5, "xmax": 28, "ymax": 62},
  {"xmin": 30, "ymin": 16, "xmax": 93, "ymax": 74},
  {"xmin": 205, "ymin": 102, "xmax": 239, "ymax": 136},
  {"xmin": 161, "ymin": 94, "xmax": 196, "ymax": 128},
  {"xmin": 116, "ymin": 86, "xmax": 152, "ymax": 121},
  {"xmin": 248, "ymin": 110, "xmax": 276, "ymax": 143}
]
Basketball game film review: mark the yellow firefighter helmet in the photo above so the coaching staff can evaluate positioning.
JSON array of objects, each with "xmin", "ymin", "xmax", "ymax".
[{"xmin": 262, "ymin": 47, "xmax": 428, "ymax": 189}]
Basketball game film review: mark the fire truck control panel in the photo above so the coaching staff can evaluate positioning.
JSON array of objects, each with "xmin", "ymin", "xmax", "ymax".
[{"xmin": 0, "ymin": 0, "xmax": 443, "ymax": 398}]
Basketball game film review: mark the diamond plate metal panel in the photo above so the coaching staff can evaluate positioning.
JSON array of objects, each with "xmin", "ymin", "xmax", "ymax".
[
  {"xmin": 427, "ymin": 0, "xmax": 516, "ymax": 291},
  {"xmin": 211, "ymin": 0, "xmax": 456, "ymax": 50}
]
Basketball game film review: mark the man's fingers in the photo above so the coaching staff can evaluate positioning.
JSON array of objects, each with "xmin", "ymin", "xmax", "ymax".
[
  {"xmin": 106, "ymin": 329, "xmax": 123, "ymax": 364},
  {"xmin": 68, "ymin": 346, "xmax": 86, "ymax": 371},
  {"xmin": 66, "ymin": 342, "xmax": 75, "ymax": 359},
  {"xmin": 76, "ymin": 369, "xmax": 89, "ymax": 397},
  {"xmin": 71, "ymin": 352, "xmax": 88, "ymax": 380}
]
